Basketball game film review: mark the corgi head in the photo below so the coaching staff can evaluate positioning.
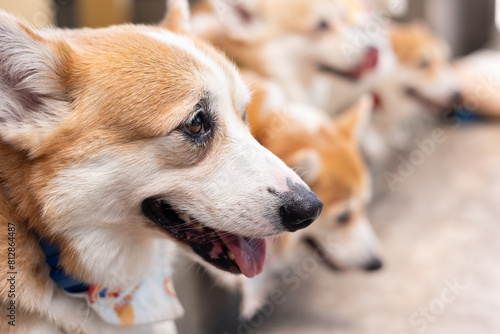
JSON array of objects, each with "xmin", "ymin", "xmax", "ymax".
[
  {"xmin": 245, "ymin": 75, "xmax": 382, "ymax": 271},
  {"xmin": 0, "ymin": 1, "xmax": 322, "ymax": 286},
  {"xmin": 192, "ymin": 0, "xmax": 381, "ymax": 102},
  {"xmin": 289, "ymin": 98, "xmax": 383, "ymax": 271},
  {"xmin": 377, "ymin": 23, "xmax": 460, "ymax": 117}
]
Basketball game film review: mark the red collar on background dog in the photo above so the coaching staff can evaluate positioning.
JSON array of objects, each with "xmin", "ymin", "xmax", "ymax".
[{"xmin": 372, "ymin": 92, "xmax": 382, "ymax": 110}]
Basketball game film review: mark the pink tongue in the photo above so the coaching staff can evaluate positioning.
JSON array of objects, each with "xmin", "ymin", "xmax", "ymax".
[
  {"xmin": 352, "ymin": 48, "xmax": 379, "ymax": 78},
  {"xmin": 360, "ymin": 48, "xmax": 379, "ymax": 74},
  {"xmin": 218, "ymin": 234, "xmax": 267, "ymax": 278}
]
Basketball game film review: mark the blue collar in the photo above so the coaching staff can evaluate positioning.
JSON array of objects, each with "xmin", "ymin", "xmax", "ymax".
[{"xmin": 38, "ymin": 235, "xmax": 90, "ymax": 293}]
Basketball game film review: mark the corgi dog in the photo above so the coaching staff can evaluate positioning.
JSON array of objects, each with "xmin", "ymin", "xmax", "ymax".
[
  {"xmin": 245, "ymin": 72, "xmax": 382, "ymax": 272},
  {"xmin": 363, "ymin": 23, "xmax": 461, "ymax": 170},
  {"xmin": 0, "ymin": 1, "xmax": 322, "ymax": 333},
  {"xmin": 235, "ymin": 72, "xmax": 382, "ymax": 317},
  {"xmin": 190, "ymin": 0, "xmax": 392, "ymax": 114}
]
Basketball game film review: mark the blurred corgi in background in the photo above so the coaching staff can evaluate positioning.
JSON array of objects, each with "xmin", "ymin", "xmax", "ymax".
[
  {"xmin": 245, "ymin": 73, "xmax": 382, "ymax": 272},
  {"xmin": 236, "ymin": 72, "xmax": 383, "ymax": 317},
  {"xmin": 306, "ymin": 0, "xmax": 398, "ymax": 114},
  {"xmin": 363, "ymin": 23, "xmax": 461, "ymax": 171},
  {"xmin": 191, "ymin": 0, "xmax": 392, "ymax": 114}
]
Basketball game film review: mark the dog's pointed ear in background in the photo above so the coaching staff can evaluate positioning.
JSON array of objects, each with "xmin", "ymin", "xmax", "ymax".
[
  {"xmin": 336, "ymin": 95, "xmax": 373, "ymax": 142},
  {"xmin": 287, "ymin": 149, "xmax": 321, "ymax": 186},
  {"xmin": 372, "ymin": 0, "xmax": 409, "ymax": 17},
  {"xmin": 390, "ymin": 21, "xmax": 450, "ymax": 63},
  {"xmin": 208, "ymin": 0, "xmax": 264, "ymax": 41},
  {"xmin": 0, "ymin": 11, "xmax": 73, "ymax": 156},
  {"xmin": 161, "ymin": 0, "xmax": 191, "ymax": 33}
]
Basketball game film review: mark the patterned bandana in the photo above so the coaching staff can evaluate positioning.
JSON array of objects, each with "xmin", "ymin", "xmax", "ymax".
[{"xmin": 87, "ymin": 264, "xmax": 184, "ymax": 326}]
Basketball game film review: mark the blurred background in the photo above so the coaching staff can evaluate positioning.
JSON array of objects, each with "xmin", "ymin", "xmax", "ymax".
[
  {"xmin": 1, "ymin": 0, "xmax": 498, "ymax": 56},
  {"xmin": 2, "ymin": 1, "xmax": 500, "ymax": 334}
]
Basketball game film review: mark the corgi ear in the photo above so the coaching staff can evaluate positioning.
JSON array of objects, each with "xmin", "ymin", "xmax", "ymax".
[
  {"xmin": 390, "ymin": 21, "xmax": 432, "ymax": 43},
  {"xmin": 336, "ymin": 95, "xmax": 373, "ymax": 142},
  {"xmin": 209, "ymin": 0, "xmax": 263, "ymax": 41},
  {"xmin": 287, "ymin": 149, "xmax": 321, "ymax": 186},
  {"xmin": 375, "ymin": 0, "xmax": 408, "ymax": 16},
  {"xmin": 0, "ymin": 11, "xmax": 72, "ymax": 156},
  {"xmin": 161, "ymin": 0, "xmax": 191, "ymax": 33}
]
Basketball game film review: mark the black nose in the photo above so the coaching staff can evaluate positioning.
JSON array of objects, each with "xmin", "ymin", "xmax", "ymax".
[
  {"xmin": 364, "ymin": 257, "xmax": 383, "ymax": 272},
  {"xmin": 279, "ymin": 183, "xmax": 323, "ymax": 232}
]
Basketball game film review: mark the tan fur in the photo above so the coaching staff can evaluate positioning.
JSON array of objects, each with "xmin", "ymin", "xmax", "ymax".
[
  {"xmin": 191, "ymin": 0, "xmax": 213, "ymax": 14},
  {"xmin": 161, "ymin": 0, "xmax": 191, "ymax": 33}
]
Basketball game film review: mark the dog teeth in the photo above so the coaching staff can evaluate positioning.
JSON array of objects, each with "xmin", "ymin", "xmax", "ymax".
[
  {"xmin": 193, "ymin": 225, "xmax": 204, "ymax": 232},
  {"xmin": 227, "ymin": 250, "xmax": 235, "ymax": 261}
]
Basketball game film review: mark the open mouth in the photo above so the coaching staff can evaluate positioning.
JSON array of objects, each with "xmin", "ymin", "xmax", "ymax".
[
  {"xmin": 405, "ymin": 87, "xmax": 453, "ymax": 113},
  {"xmin": 304, "ymin": 237, "xmax": 343, "ymax": 271},
  {"xmin": 318, "ymin": 47, "xmax": 379, "ymax": 81},
  {"xmin": 142, "ymin": 198, "xmax": 267, "ymax": 278}
]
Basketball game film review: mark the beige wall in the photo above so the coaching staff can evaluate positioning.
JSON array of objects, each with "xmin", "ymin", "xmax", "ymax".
[
  {"xmin": 77, "ymin": 0, "xmax": 132, "ymax": 28},
  {"xmin": 0, "ymin": 0, "xmax": 54, "ymax": 27},
  {"xmin": 0, "ymin": 0, "xmax": 133, "ymax": 29}
]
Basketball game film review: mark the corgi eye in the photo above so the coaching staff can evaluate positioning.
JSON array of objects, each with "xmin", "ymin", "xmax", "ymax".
[
  {"xmin": 336, "ymin": 211, "xmax": 351, "ymax": 225},
  {"xmin": 180, "ymin": 99, "xmax": 214, "ymax": 144},
  {"xmin": 184, "ymin": 110, "xmax": 212, "ymax": 138},
  {"xmin": 186, "ymin": 113, "xmax": 205, "ymax": 135},
  {"xmin": 316, "ymin": 20, "xmax": 330, "ymax": 31}
]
